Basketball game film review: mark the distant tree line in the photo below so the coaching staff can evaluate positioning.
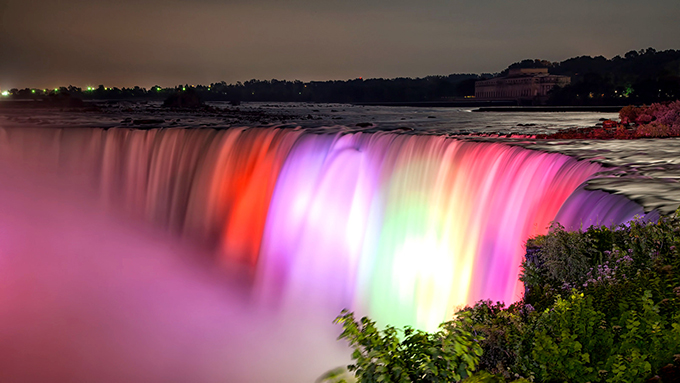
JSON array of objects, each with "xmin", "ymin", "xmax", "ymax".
[
  {"xmin": 1, "ymin": 75, "xmax": 481, "ymax": 104},
  {"xmin": 505, "ymin": 48, "xmax": 680, "ymax": 105},
  {"xmin": 2, "ymin": 48, "xmax": 679, "ymax": 105}
]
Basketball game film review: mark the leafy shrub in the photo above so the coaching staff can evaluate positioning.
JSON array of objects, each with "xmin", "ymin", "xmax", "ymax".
[
  {"xmin": 457, "ymin": 300, "xmax": 531, "ymax": 379},
  {"xmin": 463, "ymin": 370, "xmax": 530, "ymax": 383},
  {"xmin": 335, "ymin": 310, "xmax": 483, "ymax": 383},
  {"xmin": 538, "ymin": 223, "xmax": 596, "ymax": 286},
  {"xmin": 635, "ymin": 122, "xmax": 672, "ymax": 137},
  {"xmin": 520, "ymin": 222, "xmax": 601, "ymax": 308},
  {"xmin": 516, "ymin": 211, "xmax": 680, "ymax": 381},
  {"xmin": 619, "ymin": 105, "xmax": 641, "ymax": 124},
  {"xmin": 524, "ymin": 292, "xmax": 611, "ymax": 382}
]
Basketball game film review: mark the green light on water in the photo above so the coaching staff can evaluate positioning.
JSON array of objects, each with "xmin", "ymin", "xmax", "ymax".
[
  {"xmin": 182, "ymin": 87, "xmax": 186, "ymax": 91},
  {"xmin": 32, "ymin": 89, "xmax": 36, "ymax": 93}
]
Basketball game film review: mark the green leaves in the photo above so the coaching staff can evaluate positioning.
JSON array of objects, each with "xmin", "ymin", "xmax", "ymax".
[
  {"xmin": 513, "ymin": 288, "xmax": 680, "ymax": 382},
  {"xmin": 335, "ymin": 310, "xmax": 482, "ymax": 383}
]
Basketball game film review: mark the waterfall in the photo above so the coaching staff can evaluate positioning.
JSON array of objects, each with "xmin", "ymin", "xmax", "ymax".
[{"xmin": 0, "ymin": 126, "xmax": 647, "ymax": 331}]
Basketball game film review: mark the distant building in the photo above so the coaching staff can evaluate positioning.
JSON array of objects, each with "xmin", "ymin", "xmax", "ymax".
[{"xmin": 474, "ymin": 68, "xmax": 571, "ymax": 104}]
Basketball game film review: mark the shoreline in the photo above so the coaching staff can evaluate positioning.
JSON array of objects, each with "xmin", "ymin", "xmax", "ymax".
[{"xmin": 474, "ymin": 106, "xmax": 624, "ymax": 113}]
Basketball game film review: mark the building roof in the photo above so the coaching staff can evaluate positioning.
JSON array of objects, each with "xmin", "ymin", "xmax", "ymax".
[{"xmin": 507, "ymin": 68, "xmax": 549, "ymax": 77}]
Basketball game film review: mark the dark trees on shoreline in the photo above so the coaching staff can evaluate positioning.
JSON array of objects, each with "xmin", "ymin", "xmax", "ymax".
[{"xmin": 4, "ymin": 48, "xmax": 679, "ymax": 106}]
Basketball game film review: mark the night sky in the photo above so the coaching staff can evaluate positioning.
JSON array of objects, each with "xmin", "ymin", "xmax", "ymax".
[{"xmin": 1, "ymin": 0, "xmax": 679, "ymax": 89}]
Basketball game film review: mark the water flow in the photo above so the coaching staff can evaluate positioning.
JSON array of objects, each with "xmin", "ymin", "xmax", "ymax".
[{"xmin": 0, "ymin": 126, "xmax": 647, "ymax": 331}]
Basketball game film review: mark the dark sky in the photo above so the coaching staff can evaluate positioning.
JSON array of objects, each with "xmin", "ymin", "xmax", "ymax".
[{"xmin": 1, "ymin": 0, "xmax": 679, "ymax": 89}]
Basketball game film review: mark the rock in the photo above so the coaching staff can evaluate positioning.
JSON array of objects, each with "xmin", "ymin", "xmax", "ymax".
[
  {"xmin": 132, "ymin": 119, "xmax": 165, "ymax": 125},
  {"xmin": 44, "ymin": 93, "xmax": 85, "ymax": 108},
  {"xmin": 162, "ymin": 89, "xmax": 204, "ymax": 108}
]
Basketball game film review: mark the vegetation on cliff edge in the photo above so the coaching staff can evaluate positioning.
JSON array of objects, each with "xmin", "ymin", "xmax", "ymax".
[{"xmin": 334, "ymin": 210, "xmax": 680, "ymax": 383}]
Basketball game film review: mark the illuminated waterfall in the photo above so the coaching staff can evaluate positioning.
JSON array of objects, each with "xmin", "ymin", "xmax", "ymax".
[{"xmin": 0, "ymin": 126, "xmax": 647, "ymax": 331}]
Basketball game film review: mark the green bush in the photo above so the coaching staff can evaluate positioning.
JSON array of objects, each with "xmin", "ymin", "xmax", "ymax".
[
  {"xmin": 335, "ymin": 310, "xmax": 483, "ymax": 382},
  {"xmin": 535, "ymin": 222, "xmax": 597, "ymax": 287}
]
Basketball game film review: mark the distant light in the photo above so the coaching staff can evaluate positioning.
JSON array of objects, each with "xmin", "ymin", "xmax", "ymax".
[
  {"xmin": 182, "ymin": 87, "xmax": 186, "ymax": 91},
  {"xmin": 32, "ymin": 89, "xmax": 36, "ymax": 93},
  {"xmin": 54, "ymin": 88, "xmax": 58, "ymax": 92},
  {"xmin": 44, "ymin": 89, "xmax": 47, "ymax": 92},
  {"xmin": 1, "ymin": 91, "xmax": 9, "ymax": 97}
]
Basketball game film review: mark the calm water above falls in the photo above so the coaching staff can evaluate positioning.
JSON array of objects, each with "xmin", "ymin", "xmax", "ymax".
[{"xmin": 0, "ymin": 101, "xmax": 619, "ymax": 135}]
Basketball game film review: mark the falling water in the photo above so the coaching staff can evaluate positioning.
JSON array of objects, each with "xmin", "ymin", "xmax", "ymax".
[{"xmin": 0, "ymin": 126, "xmax": 647, "ymax": 331}]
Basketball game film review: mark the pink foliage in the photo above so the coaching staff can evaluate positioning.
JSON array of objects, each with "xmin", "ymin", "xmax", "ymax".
[
  {"xmin": 636, "ymin": 114, "xmax": 653, "ymax": 124},
  {"xmin": 620, "ymin": 101, "xmax": 680, "ymax": 136},
  {"xmin": 655, "ymin": 101, "xmax": 680, "ymax": 127},
  {"xmin": 542, "ymin": 101, "xmax": 680, "ymax": 140},
  {"xmin": 635, "ymin": 122, "xmax": 671, "ymax": 138},
  {"xmin": 618, "ymin": 105, "xmax": 640, "ymax": 124}
]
